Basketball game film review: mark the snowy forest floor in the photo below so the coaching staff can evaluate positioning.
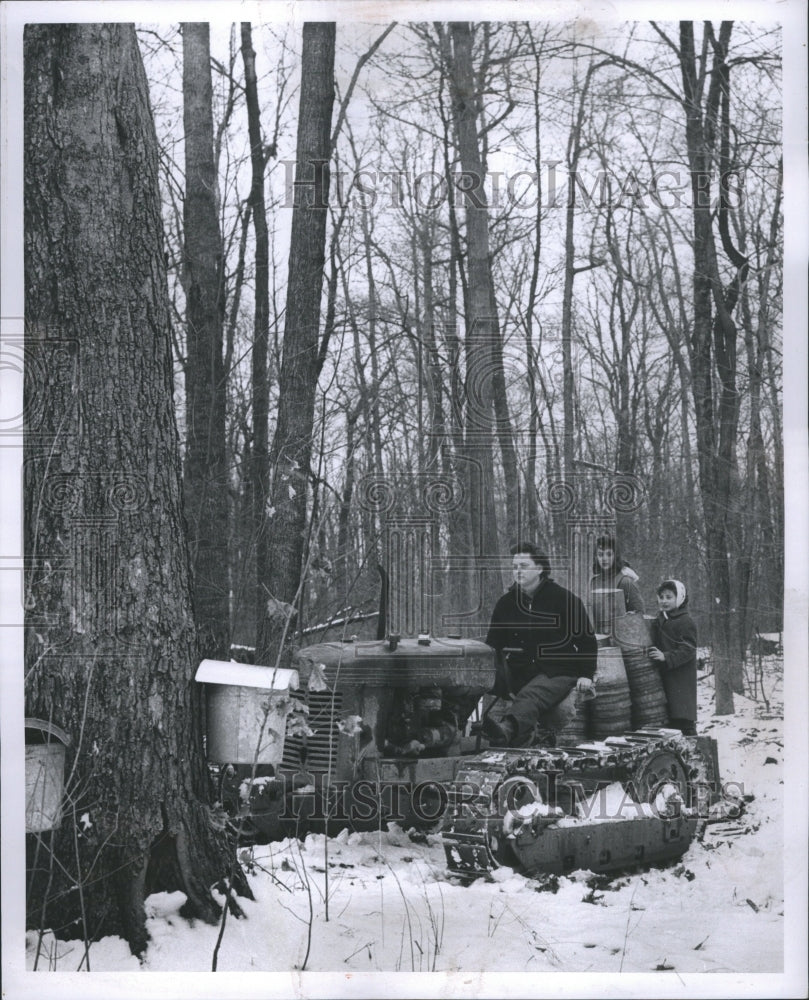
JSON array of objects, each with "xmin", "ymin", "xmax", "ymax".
[{"xmin": 28, "ymin": 658, "xmax": 788, "ymax": 978}]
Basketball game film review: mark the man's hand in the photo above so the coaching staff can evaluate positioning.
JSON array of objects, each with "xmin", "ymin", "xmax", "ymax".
[
  {"xmin": 576, "ymin": 676, "xmax": 595, "ymax": 695},
  {"xmin": 648, "ymin": 646, "xmax": 666, "ymax": 662}
]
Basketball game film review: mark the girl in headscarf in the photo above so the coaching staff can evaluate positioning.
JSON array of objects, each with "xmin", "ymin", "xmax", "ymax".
[
  {"xmin": 649, "ymin": 579, "xmax": 698, "ymax": 735},
  {"xmin": 590, "ymin": 534, "xmax": 645, "ymax": 613}
]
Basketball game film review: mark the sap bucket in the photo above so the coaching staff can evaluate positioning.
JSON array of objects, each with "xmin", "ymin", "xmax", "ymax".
[
  {"xmin": 590, "ymin": 589, "xmax": 625, "ymax": 633},
  {"xmin": 612, "ymin": 614, "xmax": 668, "ymax": 727},
  {"xmin": 25, "ymin": 719, "xmax": 70, "ymax": 833},
  {"xmin": 590, "ymin": 644, "xmax": 632, "ymax": 739},
  {"xmin": 196, "ymin": 659, "xmax": 300, "ymax": 765}
]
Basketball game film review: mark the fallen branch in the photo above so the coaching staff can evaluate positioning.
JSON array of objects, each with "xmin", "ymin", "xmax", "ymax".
[{"xmin": 343, "ymin": 940, "xmax": 375, "ymax": 963}]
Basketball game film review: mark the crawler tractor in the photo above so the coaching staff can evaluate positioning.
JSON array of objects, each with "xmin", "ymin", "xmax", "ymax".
[
  {"xmin": 200, "ymin": 596, "xmax": 722, "ymax": 880},
  {"xmin": 199, "ymin": 488, "xmax": 725, "ymax": 879}
]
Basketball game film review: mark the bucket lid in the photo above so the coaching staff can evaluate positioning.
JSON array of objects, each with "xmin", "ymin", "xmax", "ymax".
[
  {"xmin": 195, "ymin": 659, "xmax": 299, "ymax": 691},
  {"xmin": 25, "ymin": 718, "xmax": 71, "ymax": 746}
]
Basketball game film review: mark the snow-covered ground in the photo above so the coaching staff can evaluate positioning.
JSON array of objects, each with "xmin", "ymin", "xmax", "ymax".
[{"xmin": 20, "ymin": 657, "xmax": 808, "ymax": 997}]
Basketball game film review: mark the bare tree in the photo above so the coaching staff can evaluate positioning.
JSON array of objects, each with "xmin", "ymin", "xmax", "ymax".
[
  {"xmin": 24, "ymin": 23, "xmax": 248, "ymax": 955},
  {"xmin": 677, "ymin": 20, "xmax": 748, "ymax": 710},
  {"xmin": 445, "ymin": 21, "xmax": 505, "ymax": 607},
  {"xmin": 259, "ymin": 22, "xmax": 336, "ymax": 660},
  {"xmin": 240, "ymin": 22, "xmax": 274, "ymax": 660}
]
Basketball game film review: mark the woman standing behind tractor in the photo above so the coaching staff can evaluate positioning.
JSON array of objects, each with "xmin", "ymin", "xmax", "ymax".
[{"xmin": 590, "ymin": 534, "xmax": 645, "ymax": 614}]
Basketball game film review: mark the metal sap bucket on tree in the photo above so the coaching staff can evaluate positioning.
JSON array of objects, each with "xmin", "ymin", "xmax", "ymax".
[
  {"xmin": 612, "ymin": 614, "xmax": 668, "ymax": 728},
  {"xmin": 195, "ymin": 660, "xmax": 299, "ymax": 766},
  {"xmin": 25, "ymin": 719, "xmax": 71, "ymax": 834}
]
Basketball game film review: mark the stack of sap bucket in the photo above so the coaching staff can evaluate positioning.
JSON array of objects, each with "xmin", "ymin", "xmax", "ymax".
[{"xmin": 552, "ymin": 589, "xmax": 667, "ymax": 746}]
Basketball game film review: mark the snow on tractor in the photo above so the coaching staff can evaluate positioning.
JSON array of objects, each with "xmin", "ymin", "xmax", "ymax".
[
  {"xmin": 196, "ymin": 481, "xmax": 732, "ymax": 880},
  {"xmin": 197, "ymin": 574, "xmax": 726, "ymax": 881}
]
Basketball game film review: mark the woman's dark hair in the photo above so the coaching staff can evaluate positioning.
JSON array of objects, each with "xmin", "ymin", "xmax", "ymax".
[
  {"xmin": 591, "ymin": 534, "xmax": 630, "ymax": 575},
  {"xmin": 510, "ymin": 541, "xmax": 551, "ymax": 577}
]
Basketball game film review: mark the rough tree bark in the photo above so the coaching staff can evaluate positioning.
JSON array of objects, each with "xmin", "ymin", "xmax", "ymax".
[
  {"xmin": 258, "ymin": 22, "xmax": 336, "ymax": 661},
  {"xmin": 24, "ymin": 24, "xmax": 249, "ymax": 955},
  {"xmin": 182, "ymin": 22, "xmax": 230, "ymax": 660}
]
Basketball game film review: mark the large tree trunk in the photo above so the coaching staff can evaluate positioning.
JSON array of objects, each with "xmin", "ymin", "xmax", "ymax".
[
  {"xmin": 24, "ymin": 24, "xmax": 248, "ymax": 956},
  {"xmin": 258, "ymin": 22, "xmax": 336, "ymax": 660},
  {"xmin": 182, "ymin": 22, "xmax": 230, "ymax": 660}
]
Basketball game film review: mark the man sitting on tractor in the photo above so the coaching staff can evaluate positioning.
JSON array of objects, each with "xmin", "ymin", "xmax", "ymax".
[{"xmin": 484, "ymin": 542, "xmax": 597, "ymax": 747}]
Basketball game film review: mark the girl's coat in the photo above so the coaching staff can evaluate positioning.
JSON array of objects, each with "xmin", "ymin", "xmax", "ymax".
[{"xmin": 651, "ymin": 603, "xmax": 698, "ymax": 722}]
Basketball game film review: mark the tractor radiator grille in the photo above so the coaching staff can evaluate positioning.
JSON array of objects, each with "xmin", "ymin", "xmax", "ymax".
[{"xmin": 281, "ymin": 690, "xmax": 343, "ymax": 772}]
